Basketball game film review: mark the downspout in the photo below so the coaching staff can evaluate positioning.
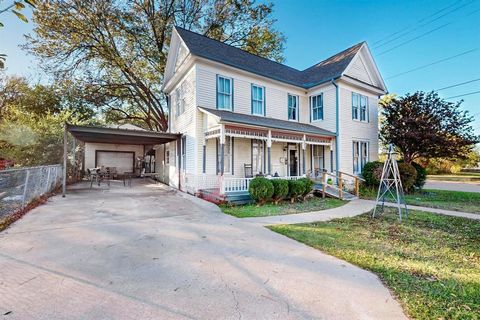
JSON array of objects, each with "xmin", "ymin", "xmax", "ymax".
[{"xmin": 331, "ymin": 79, "xmax": 340, "ymax": 180}]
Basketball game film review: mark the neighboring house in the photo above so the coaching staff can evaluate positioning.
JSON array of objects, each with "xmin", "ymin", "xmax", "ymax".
[{"xmin": 156, "ymin": 27, "xmax": 387, "ymax": 200}]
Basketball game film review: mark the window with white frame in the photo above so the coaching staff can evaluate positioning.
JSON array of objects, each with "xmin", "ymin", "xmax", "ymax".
[
  {"xmin": 288, "ymin": 94, "xmax": 298, "ymax": 121},
  {"xmin": 217, "ymin": 75, "xmax": 232, "ymax": 110},
  {"xmin": 360, "ymin": 95, "xmax": 368, "ymax": 121},
  {"xmin": 353, "ymin": 141, "xmax": 369, "ymax": 174},
  {"xmin": 313, "ymin": 145, "xmax": 324, "ymax": 171},
  {"xmin": 251, "ymin": 84, "xmax": 265, "ymax": 115},
  {"xmin": 252, "ymin": 139, "xmax": 264, "ymax": 174},
  {"xmin": 216, "ymin": 137, "xmax": 232, "ymax": 174},
  {"xmin": 311, "ymin": 94, "xmax": 323, "ymax": 121},
  {"xmin": 181, "ymin": 136, "xmax": 186, "ymax": 171},
  {"xmin": 352, "ymin": 93, "xmax": 368, "ymax": 121}
]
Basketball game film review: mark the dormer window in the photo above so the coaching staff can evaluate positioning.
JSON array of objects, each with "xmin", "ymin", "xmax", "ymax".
[{"xmin": 217, "ymin": 75, "xmax": 233, "ymax": 110}]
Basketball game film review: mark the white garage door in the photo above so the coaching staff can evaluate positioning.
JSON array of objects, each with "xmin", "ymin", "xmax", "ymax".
[{"xmin": 96, "ymin": 151, "xmax": 134, "ymax": 174}]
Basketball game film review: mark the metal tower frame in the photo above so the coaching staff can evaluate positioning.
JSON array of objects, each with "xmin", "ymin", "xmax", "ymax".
[{"xmin": 372, "ymin": 144, "xmax": 408, "ymax": 221}]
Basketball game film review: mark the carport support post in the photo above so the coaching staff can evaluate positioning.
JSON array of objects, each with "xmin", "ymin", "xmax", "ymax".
[
  {"xmin": 267, "ymin": 130, "xmax": 272, "ymax": 175},
  {"xmin": 62, "ymin": 123, "xmax": 67, "ymax": 197}
]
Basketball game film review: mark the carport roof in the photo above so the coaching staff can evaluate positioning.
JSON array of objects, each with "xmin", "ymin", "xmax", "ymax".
[{"xmin": 67, "ymin": 124, "xmax": 181, "ymax": 145}]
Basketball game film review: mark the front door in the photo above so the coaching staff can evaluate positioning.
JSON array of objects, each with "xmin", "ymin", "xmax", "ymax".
[{"xmin": 289, "ymin": 149, "xmax": 298, "ymax": 176}]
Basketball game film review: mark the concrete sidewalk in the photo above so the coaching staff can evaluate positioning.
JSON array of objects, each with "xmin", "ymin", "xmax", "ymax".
[
  {"xmin": 242, "ymin": 199, "xmax": 375, "ymax": 225},
  {"xmin": 0, "ymin": 181, "xmax": 406, "ymax": 320}
]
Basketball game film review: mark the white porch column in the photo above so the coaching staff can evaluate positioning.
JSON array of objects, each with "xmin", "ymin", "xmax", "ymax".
[
  {"xmin": 220, "ymin": 124, "xmax": 225, "ymax": 175},
  {"xmin": 202, "ymin": 138, "xmax": 206, "ymax": 174},
  {"xmin": 302, "ymin": 135, "xmax": 306, "ymax": 176},
  {"xmin": 267, "ymin": 130, "xmax": 272, "ymax": 176}
]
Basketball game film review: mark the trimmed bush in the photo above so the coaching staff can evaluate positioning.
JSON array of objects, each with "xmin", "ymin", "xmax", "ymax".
[
  {"xmin": 271, "ymin": 179, "xmax": 289, "ymax": 204},
  {"xmin": 361, "ymin": 161, "xmax": 383, "ymax": 187},
  {"xmin": 398, "ymin": 162, "xmax": 417, "ymax": 193},
  {"xmin": 299, "ymin": 177, "xmax": 315, "ymax": 200},
  {"xmin": 288, "ymin": 180, "xmax": 304, "ymax": 203},
  {"xmin": 411, "ymin": 161, "xmax": 427, "ymax": 189},
  {"xmin": 248, "ymin": 177, "xmax": 274, "ymax": 205}
]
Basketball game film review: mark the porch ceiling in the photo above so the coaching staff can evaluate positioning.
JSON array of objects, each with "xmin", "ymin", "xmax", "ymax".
[
  {"xmin": 199, "ymin": 107, "xmax": 336, "ymax": 137},
  {"xmin": 67, "ymin": 124, "xmax": 181, "ymax": 145}
]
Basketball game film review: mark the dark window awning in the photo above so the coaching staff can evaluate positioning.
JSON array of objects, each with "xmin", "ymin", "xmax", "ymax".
[{"xmin": 67, "ymin": 124, "xmax": 181, "ymax": 145}]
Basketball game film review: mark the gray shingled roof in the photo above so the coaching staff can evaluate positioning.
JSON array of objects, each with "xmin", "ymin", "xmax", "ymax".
[
  {"xmin": 199, "ymin": 107, "xmax": 336, "ymax": 137},
  {"xmin": 175, "ymin": 27, "xmax": 363, "ymax": 89}
]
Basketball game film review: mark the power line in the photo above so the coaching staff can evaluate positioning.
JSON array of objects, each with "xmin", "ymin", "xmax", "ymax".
[
  {"xmin": 374, "ymin": 0, "xmax": 474, "ymax": 49},
  {"xmin": 385, "ymin": 48, "xmax": 477, "ymax": 80},
  {"xmin": 373, "ymin": 0, "xmax": 461, "ymax": 46},
  {"xmin": 377, "ymin": 7, "xmax": 480, "ymax": 55},
  {"xmin": 445, "ymin": 90, "xmax": 480, "ymax": 99},
  {"xmin": 434, "ymin": 78, "xmax": 480, "ymax": 91},
  {"xmin": 377, "ymin": 21, "xmax": 454, "ymax": 55}
]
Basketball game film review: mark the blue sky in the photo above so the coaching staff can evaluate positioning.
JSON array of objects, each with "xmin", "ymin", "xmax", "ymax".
[{"xmin": 1, "ymin": 0, "xmax": 479, "ymax": 133}]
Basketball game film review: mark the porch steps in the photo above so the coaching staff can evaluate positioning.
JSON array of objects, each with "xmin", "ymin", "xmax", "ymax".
[
  {"xmin": 313, "ymin": 183, "xmax": 358, "ymax": 201},
  {"xmin": 197, "ymin": 188, "xmax": 226, "ymax": 204}
]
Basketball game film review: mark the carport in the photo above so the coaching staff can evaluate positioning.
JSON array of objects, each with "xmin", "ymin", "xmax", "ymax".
[{"xmin": 62, "ymin": 123, "xmax": 181, "ymax": 196}]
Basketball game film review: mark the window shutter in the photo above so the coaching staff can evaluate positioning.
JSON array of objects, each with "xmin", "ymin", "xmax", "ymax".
[
  {"xmin": 231, "ymin": 78, "xmax": 234, "ymax": 111},
  {"xmin": 309, "ymin": 96, "xmax": 312, "ymax": 122},
  {"xmin": 216, "ymin": 75, "xmax": 219, "ymax": 109}
]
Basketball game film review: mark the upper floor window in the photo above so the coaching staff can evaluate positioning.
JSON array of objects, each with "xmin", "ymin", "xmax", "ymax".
[
  {"xmin": 217, "ymin": 75, "xmax": 232, "ymax": 110},
  {"xmin": 310, "ymin": 94, "xmax": 323, "ymax": 121},
  {"xmin": 353, "ymin": 141, "xmax": 369, "ymax": 174},
  {"xmin": 288, "ymin": 94, "xmax": 298, "ymax": 121},
  {"xmin": 251, "ymin": 84, "xmax": 265, "ymax": 116},
  {"xmin": 352, "ymin": 93, "xmax": 368, "ymax": 122}
]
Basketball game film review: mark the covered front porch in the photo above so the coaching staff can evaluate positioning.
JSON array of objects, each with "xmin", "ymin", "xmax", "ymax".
[{"xmin": 193, "ymin": 107, "xmax": 337, "ymax": 202}]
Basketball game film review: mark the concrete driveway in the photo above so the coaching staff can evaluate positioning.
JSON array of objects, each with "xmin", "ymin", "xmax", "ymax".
[{"xmin": 0, "ymin": 181, "xmax": 405, "ymax": 320}]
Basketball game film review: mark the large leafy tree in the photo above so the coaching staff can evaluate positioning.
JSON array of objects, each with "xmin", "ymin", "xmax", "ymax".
[
  {"xmin": 0, "ymin": 75, "xmax": 99, "ymax": 166},
  {"xmin": 25, "ymin": 0, "xmax": 285, "ymax": 131},
  {"xmin": 380, "ymin": 91, "xmax": 479, "ymax": 164}
]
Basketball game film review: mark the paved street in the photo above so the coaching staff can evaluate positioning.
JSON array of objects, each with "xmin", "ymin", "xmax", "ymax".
[
  {"xmin": 424, "ymin": 180, "xmax": 480, "ymax": 193},
  {"xmin": 0, "ymin": 181, "xmax": 405, "ymax": 320}
]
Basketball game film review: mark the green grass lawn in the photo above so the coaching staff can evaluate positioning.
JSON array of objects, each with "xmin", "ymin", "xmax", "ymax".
[
  {"xmin": 270, "ymin": 209, "xmax": 480, "ymax": 319},
  {"xmin": 220, "ymin": 196, "xmax": 346, "ymax": 218},
  {"xmin": 361, "ymin": 188, "xmax": 480, "ymax": 214}
]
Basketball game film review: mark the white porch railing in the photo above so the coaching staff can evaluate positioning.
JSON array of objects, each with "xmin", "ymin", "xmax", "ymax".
[
  {"xmin": 185, "ymin": 174, "xmax": 305, "ymax": 195},
  {"xmin": 221, "ymin": 175, "xmax": 303, "ymax": 194}
]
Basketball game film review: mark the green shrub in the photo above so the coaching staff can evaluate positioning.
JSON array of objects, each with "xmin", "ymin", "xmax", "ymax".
[
  {"xmin": 411, "ymin": 161, "xmax": 427, "ymax": 189},
  {"xmin": 271, "ymin": 179, "xmax": 289, "ymax": 204},
  {"xmin": 398, "ymin": 162, "xmax": 417, "ymax": 193},
  {"xmin": 362, "ymin": 161, "xmax": 383, "ymax": 187},
  {"xmin": 288, "ymin": 180, "xmax": 304, "ymax": 203},
  {"xmin": 248, "ymin": 177, "xmax": 274, "ymax": 205},
  {"xmin": 299, "ymin": 177, "xmax": 314, "ymax": 200}
]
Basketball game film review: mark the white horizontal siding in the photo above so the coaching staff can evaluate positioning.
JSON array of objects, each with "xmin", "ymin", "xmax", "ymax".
[{"xmin": 338, "ymin": 82, "xmax": 379, "ymax": 175}]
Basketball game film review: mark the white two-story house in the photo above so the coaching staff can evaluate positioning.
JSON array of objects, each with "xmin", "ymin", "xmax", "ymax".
[{"xmin": 156, "ymin": 27, "xmax": 387, "ymax": 201}]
